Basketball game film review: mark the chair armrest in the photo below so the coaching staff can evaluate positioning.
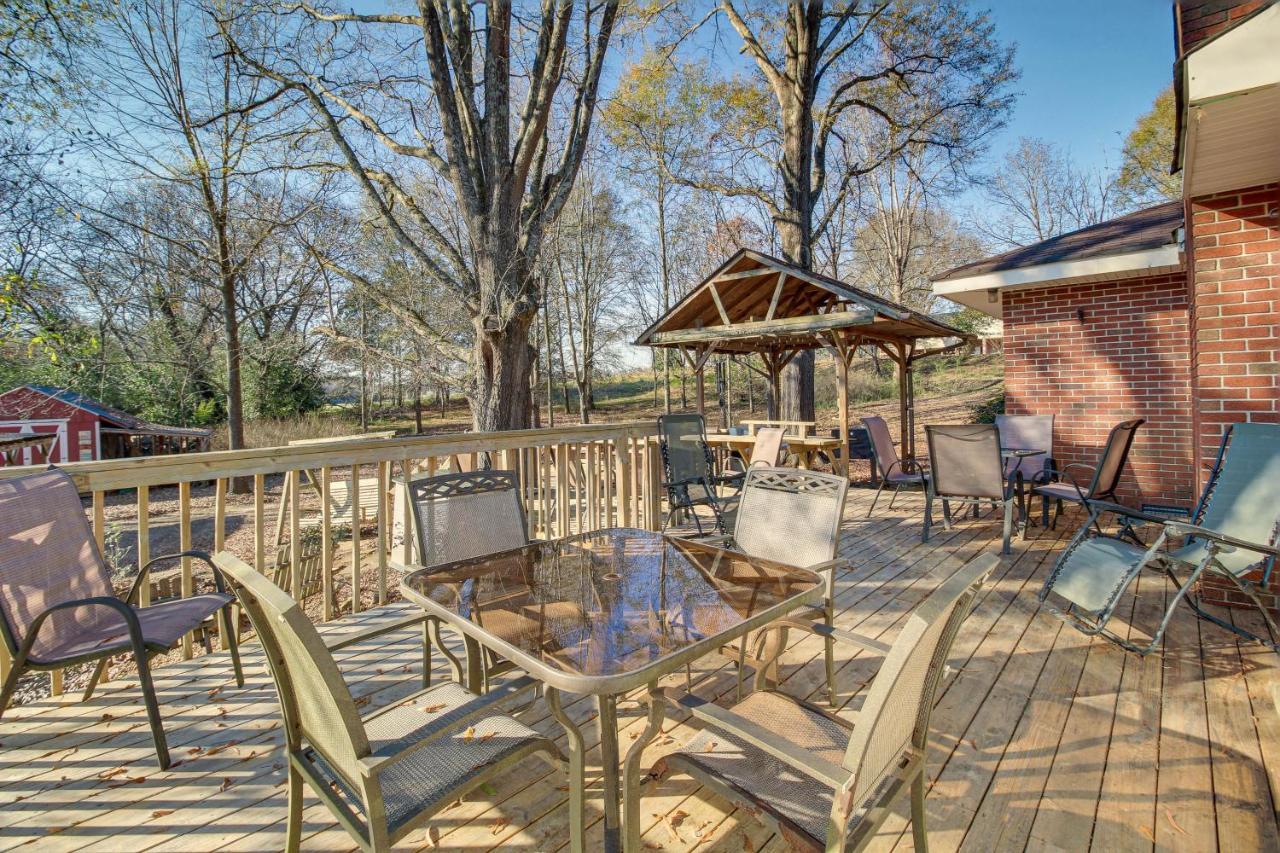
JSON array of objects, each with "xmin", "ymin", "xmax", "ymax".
[
  {"xmin": 359, "ymin": 675, "xmax": 541, "ymax": 775},
  {"xmin": 1082, "ymin": 501, "xmax": 1168, "ymax": 525},
  {"xmin": 667, "ymin": 690, "xmax": 849, "ymax": 789},
  {"xmin": 798, "ymin": 620, "xmax": 893, "ymax": 655},
  {"xmin": 129, "ymin": 550, "xmax": 226, "ymax": 604},
  {"xmin": 1163, "ymin": 521, "xmax": 1280, "ymax": 559}
]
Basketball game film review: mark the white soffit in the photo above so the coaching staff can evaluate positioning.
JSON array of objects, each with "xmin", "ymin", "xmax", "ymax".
[
  {"xmin": 1183, "ymin": 4, "xmax": 1280, "ymax": 197},
  {"xmin": 931, "ymin": 246, "xmax": 1183, "ymax": 318}
]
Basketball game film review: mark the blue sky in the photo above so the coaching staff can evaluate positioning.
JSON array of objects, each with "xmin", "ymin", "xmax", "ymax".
[{"xmin": 978, "ymin": 0, "xmax": 1175, "ymax": 173}]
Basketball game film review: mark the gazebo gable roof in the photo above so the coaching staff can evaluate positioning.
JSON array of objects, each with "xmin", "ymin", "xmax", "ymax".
[{"xmin": 634, "ymin": 249, "xmax": 961, "ymax": 350}]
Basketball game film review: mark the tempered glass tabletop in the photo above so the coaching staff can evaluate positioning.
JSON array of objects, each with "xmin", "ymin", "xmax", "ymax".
[{"xmin": 400, "ymin": 528, "xmax": 820, "ymax": 690}]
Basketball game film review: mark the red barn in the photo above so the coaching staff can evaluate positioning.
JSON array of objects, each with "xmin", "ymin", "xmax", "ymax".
[{"xmin": 0, "ymin": 385, "xmax": 211, "ymax": 466}]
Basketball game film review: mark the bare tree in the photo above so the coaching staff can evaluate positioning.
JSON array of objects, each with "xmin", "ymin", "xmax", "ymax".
[
  {"xmin": 979, "ymin": 136, "xmax": 1118, "ymax": 248},
  {"xmin": 222, "ymin": 0, "xmax": 621, "ymax": 431},
  {"xmin": 670, "ymin": 0, "xmax": 1016, "ymax": 420}
]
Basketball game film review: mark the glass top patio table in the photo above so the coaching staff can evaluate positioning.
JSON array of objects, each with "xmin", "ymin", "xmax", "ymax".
[{"xmin": 400, "ymin": 527, "xmax": 822, "ymax": 694}]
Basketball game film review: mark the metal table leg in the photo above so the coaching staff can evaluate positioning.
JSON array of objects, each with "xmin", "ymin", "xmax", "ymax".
[
  {"xmin": 623, "ymin": 684, "xmax": 666, "ymax": 851},
  {"xmin": 545, "ymin": 687, "xmax": 586, "ymax": 853},
  {"xmin": 596, "ymin": 693, "xmax": 622, "ymax": 852}
]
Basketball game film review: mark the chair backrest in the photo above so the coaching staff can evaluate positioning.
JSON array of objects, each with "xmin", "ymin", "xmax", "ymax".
[
  {"xmin": 926, "ymin": 424, "xmax": 1006, "ymax": 500},
  {"xmin": 842, "ymin": 553, "xmax": 995, "ymax": 806},
  {"xmin": 659, "ymin": 413, "xmax": 713, "ymax": 484},
  {"xmin": 213, "ymin": 552, "xmax": 371, "ymax": 786},
  {"xmin": 732, "ymin": 467, "xmax": 848, "ymax": 568},
  {"xmin": 1195, "ymin": 422, "xmax": 1280, "ymax": 573},
  {"xmin": 1086, "ymin": 418, "xmax": 1144, "ymax": 498},
  {"xmin": 862, "ymin": 417, "xmax": 901, "ymax": 477},
  {"xmin": 995, "ymin": 414, "xmax": 1054, "ymax": 479},
  {"xmin": 409, "ymin": 470, "xmax": 529, "ymax": 568},
  {"xmin": 748, "ymin": 427, "xmax": 786, "ymax": 468},
  {"xmin": 0, "ymin": 468, "xmax": 115, "ymax": 659}
]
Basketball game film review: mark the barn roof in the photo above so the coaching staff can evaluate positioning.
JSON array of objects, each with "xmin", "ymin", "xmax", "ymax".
[{"xmin": 5, "ymin": 385, "xmax": 210, "ymax": 438}]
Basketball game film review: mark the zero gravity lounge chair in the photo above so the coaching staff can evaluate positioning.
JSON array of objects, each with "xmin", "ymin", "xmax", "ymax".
[{"xmin": 1039, "ymin": 422, "xmax": 1280, "ymax": 655}]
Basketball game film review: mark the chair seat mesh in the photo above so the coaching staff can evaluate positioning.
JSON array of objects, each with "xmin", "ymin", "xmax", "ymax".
[
  {"xmin": 310, "ymin": 681, "xmax": 545, "ymax": 834},
  {"xmin": 1049, "ymin": 537, "xmax": 1146, "ymax": 614},
  {"xmin": 30, "ymin": 592, "xmax": 232, "ymax": 663},
  {"xmin": 1033, "ymin": 482, "xmax": 1086, "ymax": 502},
  {"xmin": 659, "ymin": 691, "xmax": 852, "ymax": 846}
]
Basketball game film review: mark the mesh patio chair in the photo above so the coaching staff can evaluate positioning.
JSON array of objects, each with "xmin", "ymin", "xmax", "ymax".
[
  {"xmin": 924, "ymin": 424, "xmax": 1021, "ymax": 556},
  {"xmin": 1031, "ymin": 418, "xmax": 1144, "ymax": 529},
  {"xmin": 690, "ymin": 467, "xmax": 849, "ymax": 703},
  {"xmin": 404, "ymin": 470, "xmax": 532, "ymax": 693},
  {"xmin": 0, "ymin": 468, "xmax": 244, "ymax": 769},
  {"xmin": 723, "ymin": 426, "xmax": 786, "ymax": 475},
  {"xmin": 1039, "ymin": 422, "xmax": 1280, "ymax": 655},
  {"xmin": 862, "ymin": 416, "xmax": 928, "ymax": 517},
  {"xmin": 659, "ymin": 413, "xmax": 730, "ymax": 535},
  {"xmin": 212, "ymin": 551, "xmax": 559, "ymax": 853},
  {"xmin": 995, "ymin": 414, "xmax": 1055, "ymax": 482},
  {"xmin": 651, "ymin": 553, "xmax": 997, "ymax": 853}
]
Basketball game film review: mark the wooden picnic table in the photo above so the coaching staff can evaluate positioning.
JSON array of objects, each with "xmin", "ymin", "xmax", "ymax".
[
  {"xmin": 705, "ymin": 432, "xmax": 845, "ymax": 473},
  {"xmin": 738, "ymin": 418, "xmax": 815, "ymax": 437}
]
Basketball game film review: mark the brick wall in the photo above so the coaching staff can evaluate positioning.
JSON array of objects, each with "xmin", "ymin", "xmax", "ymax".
[
  {"xmin": 1002, "ymin": 274, "xmax": 1196, "ymax": 509},
  {"xmin": 1177, "ymin": 0, "xmax": 1269, "ymax": 52},
  {"xmin": 1188, "ymin": 183, "xmax": 1280, "ymax": 609}
]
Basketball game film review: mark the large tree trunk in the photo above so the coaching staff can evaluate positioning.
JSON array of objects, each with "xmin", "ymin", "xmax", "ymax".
[{"xmin": 470, "ymin": 316, "xmax": 535, "ymax": 432}]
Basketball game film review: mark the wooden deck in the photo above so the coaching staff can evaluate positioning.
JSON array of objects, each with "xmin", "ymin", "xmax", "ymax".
[{"xmin": 2, "ymin": 486, "xmax": 1277, "ymax": 851}]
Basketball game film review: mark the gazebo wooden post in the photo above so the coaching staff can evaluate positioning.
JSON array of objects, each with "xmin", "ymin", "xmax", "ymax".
[
  {"xmin": 893, "ymin": 341, "xmax": 916, "ymax": 459},
  {"xmin": 828, "ymin": 334, "xmax": 857, "ymax": 478}
]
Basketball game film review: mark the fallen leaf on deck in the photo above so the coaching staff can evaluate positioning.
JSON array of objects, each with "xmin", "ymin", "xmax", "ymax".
[
  {"xmin": 100, "ymin": 713, "xmax": 115, "ymax": 722},
  {"xmin": 421, "ymin": 703, "xmax": 447, "ymax": 713},
  {"xmin": 96, "ymin": 767, "xmax": 126, "ymax": 780},
  {"xmin": 219, "ymin": 777, "xmax": 233, "ymax": 793},
  {"xmin": 462, "ymin": 726, "xmax": 476, "ymax": 741},
  {"xmin": 703, "ymin": 741, "xmax": 717, "ymax": 752},
  {"xmin": 46, "ymin": 827, "xmax": 65, "ymax": 835},
  {"xmin": 1138, "ymin": 825, "xmax": 1156, "ymax": 843},
  {"xmin": 742, "ymin": 836, "xmax": 755, "ymax": 852},
  {"xmin": 426, "ymin": 826, "xmax": 440, "ymax": 847},
  {"xmin": 1165, "ymin": 808, "xmax": 1188, "ymax": 836},
  {"xmin": 489, "ymin": 816, "xmax": 510, "ymax": 835},
  {"xmin": 187, "ymin": 747, "xmax": 203, "ymax": 756},
  {"xmin": 445, "ymin": 799, "xmax": 463, "ymax": 811},
  {"xmin": 479, "ymin": 731, "xmax": 497, "ymax": 742},
  {"xmin": 151, "ymin": 809, "xmax": 174, "ymax": 819}
]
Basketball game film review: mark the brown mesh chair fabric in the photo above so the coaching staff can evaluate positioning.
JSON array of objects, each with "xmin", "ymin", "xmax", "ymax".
[
  {"xmin": 0, "ymin": 468, "xmax": 243, "ymax": 769},
  {"xmin": 654, "ymin": 554, "xmax": 995, "ymax": 851},
  {"xmin": 1032, "ymin": 418, "xmax": 1144, "ymax": 529},
  {"xmin": 861, "ymin": 416, "xmax": 927, "ymax": 518},
  {"xmin": 749, "ymin": 427, "xmax": 786, "ymax": 468},
  {"xmin": 213, "ymin": 552, "xmax": 557, "ymax": 852},
  {"xmin": 924, "ymin": 425, "xmax": 1020, "ymax": 555},
  {"xmin": 995, "ymin": 414, "xmax": 1054, "ymax": 480}
]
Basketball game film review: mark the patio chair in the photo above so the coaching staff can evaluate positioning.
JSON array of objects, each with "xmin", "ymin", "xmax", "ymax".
[
  {"xmin": 651, "ymin": 552, "xmax": 997, "ymax": 853},
  {"xmin": 862, "ymin": 416, "xmax": 928, "ymax": 518},
  {"xmin": 212, "ymin": 551, "xmax": 559, "ymax": 853},
  {"xmin": 995, "ymin": 414, "xmax": 1054, "ymax": 483},
  {"xmin": 692, "ymin": 466, "xmax": 849, "ymax": 704},
  {"xmin": 923, "ymin": 424, "xmax": 1021, "ymax": 556},
  {"xmin": 1039, "ymin": 421, "xmax": 1280, "ymax": 655},
  {"xmin": 723, "ymin": 426, "xmax": 786, "ymax": 476},
  {"xmin": 404, "ymin": 469, "xmax": 532, "ymax": 693},
  {"xmin": 1031, "ymin": 418, "xmax": 1144, "ymax": 529},
  {"xmin": 658, "ymin": 413, "xmax": 730, "ymax": 535},
  {"xmin": 0, "ymin": 468, "xmax": 244, "ymax": 770}
]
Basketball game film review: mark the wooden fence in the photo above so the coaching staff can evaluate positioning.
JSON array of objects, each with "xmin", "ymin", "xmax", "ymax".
[{"xmin": 0, "ymin": 422, "xmax": 664, "ymax": 694}]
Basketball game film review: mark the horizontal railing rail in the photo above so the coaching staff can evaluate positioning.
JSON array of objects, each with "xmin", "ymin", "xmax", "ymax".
[{"xmin": 0, "ymin": 422, "xmax": 664, "ymax": 695}]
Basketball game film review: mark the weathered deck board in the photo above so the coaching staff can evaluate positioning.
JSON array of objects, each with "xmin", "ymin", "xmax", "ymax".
[{"xmin": 0, "ymin": 486, "xmax": 1275, "ymax": 852}]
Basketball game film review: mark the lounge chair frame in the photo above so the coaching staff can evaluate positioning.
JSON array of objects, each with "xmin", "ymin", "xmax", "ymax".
[{"xmin": 658, "ymin": 413, "xmax": 729, "ymax": 535}]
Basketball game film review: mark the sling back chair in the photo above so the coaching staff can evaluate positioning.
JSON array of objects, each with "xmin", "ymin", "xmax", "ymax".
[
  {"xmin": 213, "ymin": 551, "xmax": 560, "ymax": 853},
  {"xmin": 1031, "ymin": 418, "xmax": 1144, "ymax": 529},
  {"xmin": 651, "ymin": 553, "xmax": 997, "ymax": 853},
  {"xmin": 995, "ymin": 414, "xmax": 1055, "ymax": 482},
  {"xmin": 658, "ymin": 413, "xmax": 730, "ymax": 535},
  {"xmin": 402, "ymin": 469, "xmax": 533, "ymax": 693},
  {"xmin": 723, "ymin": 426, "xmax": 787, "ymax": 476},
  {"xmin": 923, "ymin": 424, "xmax": 1022, "ymax": 556},
  {"xmin": 1039, "ymin": 421, "xmax": 1280, "ymax": 655},
  {"xmin": 862, "ymin": 416, "xmax": 928, "ymax": 518},
  {"xmin": 688, "ymin": 467, "xmax": 849, "ymax": 703},
  {"xmin": 0, "ymin": 467, "xmax": 244, "ymax": 769}
]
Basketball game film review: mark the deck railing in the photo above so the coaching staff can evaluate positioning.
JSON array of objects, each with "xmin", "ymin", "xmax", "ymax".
[{"xmin": 0, "ymin": 421, "xmax": 664, "ymax": 694}]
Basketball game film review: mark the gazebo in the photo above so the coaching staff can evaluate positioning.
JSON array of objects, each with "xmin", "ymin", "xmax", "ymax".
[{"xmin": 634, "ymin": 249, "xmax": 971, "ymax": 460}]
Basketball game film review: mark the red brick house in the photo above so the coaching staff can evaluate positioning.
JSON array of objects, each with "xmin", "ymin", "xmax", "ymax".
[
  {"xmin": 0, "ymin": 385, "xmax": 211, "ymax": 465},
  {"xmin": 933, "ymin": 0, "xmax": 1279, "ymax": 515}
]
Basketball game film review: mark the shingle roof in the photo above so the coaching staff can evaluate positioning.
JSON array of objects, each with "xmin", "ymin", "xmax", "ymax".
[
  {"xmin": 935, "ymin": 201, "xmax": 1183, "ymax": 282},
  {"xmin": 21, "ymin": 385, "xmax": 210, "ymax": 437}
]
